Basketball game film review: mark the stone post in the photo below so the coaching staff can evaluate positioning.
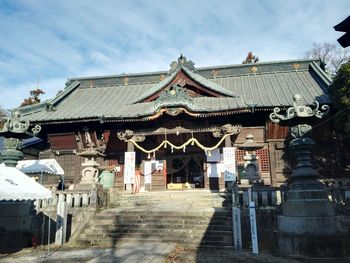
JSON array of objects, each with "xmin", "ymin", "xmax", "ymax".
[{"xmin": 55, "ymin": 201, "xmax": 68, "ymax": 245}]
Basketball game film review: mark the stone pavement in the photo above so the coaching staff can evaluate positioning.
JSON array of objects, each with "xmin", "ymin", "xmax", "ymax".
[{"xmin": 0, "ymin": 241, "xmax": 176, "ymax": 263}]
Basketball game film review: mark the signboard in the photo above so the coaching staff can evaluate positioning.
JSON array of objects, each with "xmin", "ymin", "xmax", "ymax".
[
  {"xmin": 249, "ymin": 201, "xmax": 259, "ymax": 254},
  {"xmin": 144, "ymin": 161, "xmax": 152, "ymax": 184},
  {"xmin": 206, "ymin": 148, "xmax": 221, "ymax": 162},
  {"xmin": 223, "ymin": 147, "xmax": 235, "ymax": 164},
  {"xmin": 232, "ymin": 207, "xmax": 242, "ymax": 251},
  {"xmin": 223, "ymin": 147, "xmax": 236, "ymax": 182},
  {"xmin": 124, "ymin": 152, "xmax": 135, "ymax": 184},
  {"xmin": 224, "ymin": 163, "xmax": 235, "ymax": 181}
]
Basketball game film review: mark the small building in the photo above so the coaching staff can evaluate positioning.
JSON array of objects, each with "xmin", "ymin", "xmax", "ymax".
[{"xmin": 18, "ymin": 56, "xmax": 331, "ymax": 191}]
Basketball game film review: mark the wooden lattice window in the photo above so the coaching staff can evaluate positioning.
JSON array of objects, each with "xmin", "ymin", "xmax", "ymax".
[
  {"xmin": 256, "ymin": 148, "xmax": 270, "ymax": 172},
  {"xmin": 235, "ymin": 149, "xmax": 245, "ymax": 163},
  {"xmin": 235, "ymin": 148, "xmax": 270, "ymax": 173}
]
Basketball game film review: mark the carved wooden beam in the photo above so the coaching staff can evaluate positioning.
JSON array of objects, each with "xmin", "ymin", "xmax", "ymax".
[
  {"xmin": 117, "ymin": 129, "xmax": 146, "ymax": 142},
  {"xmin": 212, "ymin": 124, "xmax": 242, "ymax": 138}
]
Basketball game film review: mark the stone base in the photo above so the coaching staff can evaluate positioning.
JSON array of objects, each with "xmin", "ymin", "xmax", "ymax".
[
  {"xmin": 283, "ymin": 199, "xmax": 335, "ymax": 217},
  {"xmin": 278, "ymin": 232, "xmax": 350, "ymax": 258},
  {"xmin": 278, "ymin": 212, "xmax": 350, "ymax": 258},
  {"xmin": 278, "ymin": 215, "xmax": 348, "ymax": 235}
]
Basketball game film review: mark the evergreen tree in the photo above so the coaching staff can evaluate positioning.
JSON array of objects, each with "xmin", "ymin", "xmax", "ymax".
[{"xmin": 330, "ymin": 62, "xmax": 350, "ymax": 136}]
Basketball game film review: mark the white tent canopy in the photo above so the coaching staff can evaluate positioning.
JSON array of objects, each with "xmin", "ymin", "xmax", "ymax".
[
  {"xmin": 17, "ymin": 159, "xmax": 64, "ymax": 175},
  {"xmin": 0, "ymin": 165, "xmax": 52, "ymax": 200}
]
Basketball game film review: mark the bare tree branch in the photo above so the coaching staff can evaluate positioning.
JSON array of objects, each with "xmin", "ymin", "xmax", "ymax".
[{"xmin": 304, "ymin": 42, "xmax": 350, "ymax": 73}]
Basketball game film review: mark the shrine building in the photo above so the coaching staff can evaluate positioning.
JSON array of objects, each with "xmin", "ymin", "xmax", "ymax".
[{"xmin": 18, "ymin": 56, "xmax": 331, "ymax": 191}]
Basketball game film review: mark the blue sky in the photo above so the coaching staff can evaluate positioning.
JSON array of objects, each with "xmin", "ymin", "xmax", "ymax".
[{"xmin": 0, "ymin": 0, "xmax": 348, "ymax": 110}]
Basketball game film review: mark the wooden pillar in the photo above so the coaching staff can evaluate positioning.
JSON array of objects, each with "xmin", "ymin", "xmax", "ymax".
[
  {"xmin": 225, "ymin": 135, "xmax": 231, "ymax": 147},
  {"xmin": 127, "ymin": 141, "xmax": 134, "ymax": 152}
]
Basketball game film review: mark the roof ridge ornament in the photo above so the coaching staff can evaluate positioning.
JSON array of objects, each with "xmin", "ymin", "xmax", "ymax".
[
  {"xmin": 0, "ymin": 110, "xmax": 41, "ymax": 137},
  {"xmin": 157, "ymin": 84, "xmax": 192, "ymax": 101},
  {"xmin": 270, "ymin": 94, "xmax": 330, "ymax": 124},
  {"xmin": 153, "ymin": 84, "xmax": 198, "ymax": 113},
  {"xmin": 168, "ymin": 54, "xmax": 197, "ymax": 75}
]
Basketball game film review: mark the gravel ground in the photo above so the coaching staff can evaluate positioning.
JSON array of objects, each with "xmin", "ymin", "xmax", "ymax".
[
  {"xmin": 164, "ymin": 245, "xmax": 301, "ymax": 263},
  {"xmin": 2, "ymin": 243, "xmax": 346, "ymax": 263}
]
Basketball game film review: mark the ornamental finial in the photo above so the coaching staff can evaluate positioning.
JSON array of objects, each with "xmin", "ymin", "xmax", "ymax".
[
  {"xmin": 0, "ymin": 110, "xmax": 41, "ymax": 138},
  {"xmin": 269, "ymin": 94, "xmax": 329, "ymax": 124},
  {"xmin": 168, "ymin": 55, "xmax": 197, "ymax": 74}
]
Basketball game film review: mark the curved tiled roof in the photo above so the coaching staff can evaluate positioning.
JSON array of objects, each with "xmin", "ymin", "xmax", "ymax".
[{"xmin": 19, "ymin": 58, "xmax": 331, "ymax": 124}]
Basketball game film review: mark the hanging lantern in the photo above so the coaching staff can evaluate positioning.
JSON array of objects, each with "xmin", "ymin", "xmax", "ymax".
[
  {"xmin": 164, "ymin": 141, "xmax": 167, "ymax": 148},
  {"xmin": 176, "ymin": 130, "xmax": 179, "ymax": 136},
  {"xmin": 191, "ymin": 139, "xmax": 195, "ymax": 146},
  {"xmin": 208, "ymin": 151, "xmax": 212, "ymax": 157},
  {"xmin": 171, "ymin": 146, "xmax": 174, "ymax": 153},
  {"xmin": 147, "ymin": 153, "xmax": 151, "ymax": 159},
  {"xmin": 183, "ymin": 146, "xmax": 186, "ymax": 153}
]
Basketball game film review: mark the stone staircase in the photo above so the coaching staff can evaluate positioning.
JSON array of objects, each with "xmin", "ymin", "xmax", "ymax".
[{"xmin": 75, "ymin": 190, "xmax": 233, "ymax": 248}]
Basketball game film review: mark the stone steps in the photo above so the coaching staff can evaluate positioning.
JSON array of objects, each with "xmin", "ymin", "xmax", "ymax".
[
  {"xmin": 78, "ymin": 232, "xmax": 232, "ymax": 244},
  {"xmin": 111, "ymin": 191, "xmax": 232, "ymax": 208},
  {"xmin": 81, "ymin": 228, "xmax": 232, "ymax": 237},
  {"xmin": 79, "ymin": 236, "xmax": 233, "ymax": 249},
  {"xmin": 112, "ymin": 201, "xmax": 230, "ymax": 208},
  {"xmin": 86, "ymin": 223, "xmax": 233, "ymax": 231},
  {"xmin": 76, "ymin": 191, "xmax": 233, "ymax": 248},
  {"xmin": 95, "ymin": 209, "xmax": 231, "ymax": 218}
]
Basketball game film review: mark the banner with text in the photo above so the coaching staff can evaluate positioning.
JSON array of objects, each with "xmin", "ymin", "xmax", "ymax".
[
  {"xmin": 124, "ymin": 152, "xmax": 135, "ymax": 184},
  {"xmin": 223, "ymin": 147, "xmax": 236, "ymax": 182},
  {"xmin": 144, "ymin": 161, "xmax": 152, "ymax": 184}
]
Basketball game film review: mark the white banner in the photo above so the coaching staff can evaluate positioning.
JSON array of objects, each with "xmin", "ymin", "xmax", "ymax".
[
  {"xmin": 124, "ymin": 152, "xmax": 135, "ymax": 184},
  {"xmin": 144, "ymin": 161, "xmax": 152, "ymax": 184},
  {"xmin": 223, "ymin": 147, "xmax": 236, "ymax": 181}
]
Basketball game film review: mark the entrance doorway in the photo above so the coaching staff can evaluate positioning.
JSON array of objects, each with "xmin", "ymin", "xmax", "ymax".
[{"xmin": 166, "ymin": 153, "xmax": 205, "ymax": 188}]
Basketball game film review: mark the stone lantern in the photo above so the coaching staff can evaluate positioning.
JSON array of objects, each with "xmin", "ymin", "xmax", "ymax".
[
  {"xmin": 75, "ymin": 130, "xmax": 104, "ymax": 190},
  {"xmin": 238, "ymin": 134, "xmax": 263, "ymax": 184},
  {"xmin": 0, "ymin": 111, "xmax": 41, "ymax": 167},
  {"xmin": 270, "ymin": 94, "xmax": 350, "ymax": 258}
]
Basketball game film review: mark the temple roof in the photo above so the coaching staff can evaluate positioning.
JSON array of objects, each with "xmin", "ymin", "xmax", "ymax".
[{"xmin": 18, "ymin": 56, "xmax": 331, "ymax": 124}]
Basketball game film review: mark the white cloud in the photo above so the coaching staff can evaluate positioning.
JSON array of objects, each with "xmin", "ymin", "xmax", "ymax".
[{"xmin": 0, "ymin": 0, "xmax": 348, "ymax": 109}]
